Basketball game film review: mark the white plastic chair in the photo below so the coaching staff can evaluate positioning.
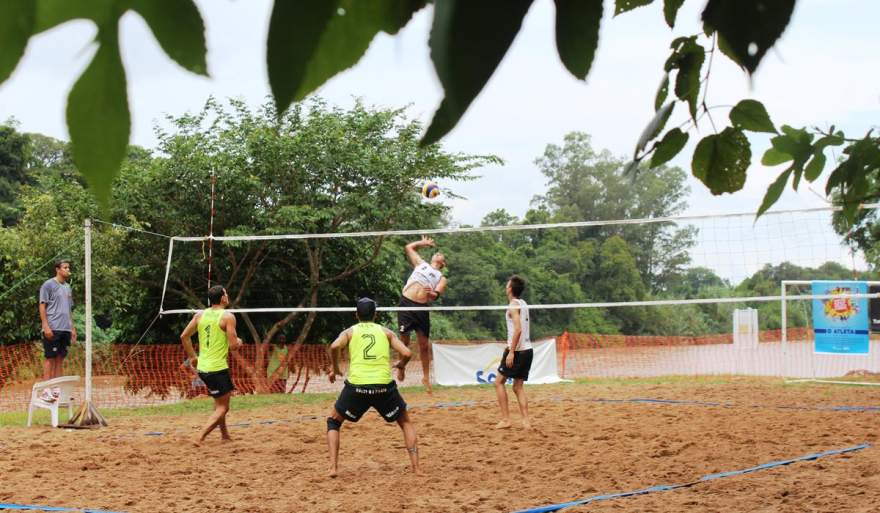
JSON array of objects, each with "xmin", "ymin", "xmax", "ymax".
[{"xmin": 27, "ymin": 375, "xmax": 80, "ymax": 427}]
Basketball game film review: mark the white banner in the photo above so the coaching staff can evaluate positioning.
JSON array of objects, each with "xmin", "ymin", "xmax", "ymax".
[{"xmin": 432, "ymin": 339, "xmax": 569, "ymax": 386}]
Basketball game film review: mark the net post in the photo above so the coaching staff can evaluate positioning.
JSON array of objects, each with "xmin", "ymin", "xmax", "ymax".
[
  {"xmin": 68, "ymin": 218, "xmax": 107, "ymax": 427},
  {"xmin": 781, "ymin": 280, "xmax": 788, "ymax": 379},
  {"xmin": 159, "ymin": 238, "xmax": 175, "ymax": 315}
]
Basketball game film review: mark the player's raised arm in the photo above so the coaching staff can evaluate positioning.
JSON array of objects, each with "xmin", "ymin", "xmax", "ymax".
[{"xmin": 404, "ymin": 236, "xmax": 434, "ymax": 267}]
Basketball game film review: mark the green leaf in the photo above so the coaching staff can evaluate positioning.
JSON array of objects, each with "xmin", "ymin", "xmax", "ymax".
[
  {"xmin": 663, "ymin": 0, "xmax": 685, "ymax": 28},
  {"xmin": 729, "ymin": 99, "xmax": 776, "ymax": 133},
  {"xmin": 614, "ymin": 0, "xmax": 654, "ymax": 16},
  {"xmin": 553, "ymin": 0, "xmax": 602, "ymax": 80},
  {"xmin": 66, "ymin": 28, "xmax": 130, "ymax": 209},
  {"xmin": 654, "ymin": 73, "xmax": 669, "ymax": 111},
  {"xmin": 756, "ymin": 167, "xmax": 793, "ymax": 218},
  {"xmin": 0, "ymin": 0, "xmax": 35, "ymax": 85},
  {"xmin": 770, "ymin": 125, "xmax": 814, "ymax": 168},
  {"xmin": 34, "ymin": 0, "xmax": 118, "ymax": 33},
  {"xmin": 270, "ymin": 0, "xmax": 427, "ymax": 115},
  {"xmin": 267, "ymin": 1, "xmax": 339, "ymax": 116},
  {"xmin": 691, "ymin": 127, "xmax": 751, "ymax": 195},
  {"xmin": 128, "ymin": 0, "xmax": 208, "ymax": 76},
  {"xmin": 761, "ymin": 147, "xmax": 792, "ymax": 166},
  {"xmin": 701, "ymin": 0, "xmax": 795, "ymax": 74},
  {"xmin": 635, "ymin": 102, "xmax": 675, "ymax": 157},
  {"xmin": 423, "ymin": 0, "xmax": 534, "ymax": 145},
  {"xmin": 665, "ymin": 37, "xmax": 704, "ymax": 120},
  {"xmin": 813, "ymin": 133, "xmax": 845, "ymax": 153},
  {"xmin": 825, "ymin": 133, "xmax": 880, "ymax": 198},
  {"xmin": 650, "ymin": 128, "xmax": 689, "ymax": 168},
  {"xmin": 801, "ymin": 133, "xmax": 843, "ymax": 183},
  {"xmin": 803, "ymin": 152, "xmax": 826, "ymax": 182}
]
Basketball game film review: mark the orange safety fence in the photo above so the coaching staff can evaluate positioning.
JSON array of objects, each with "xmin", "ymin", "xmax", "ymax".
[{"xmin": 0, "ymin": 328, "xmax": 818, "ymax": 412}]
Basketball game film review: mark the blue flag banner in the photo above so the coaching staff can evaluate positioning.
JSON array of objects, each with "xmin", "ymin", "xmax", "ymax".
[{"xmin": 812, "ymin": 281, "xmax": 870, "ymax": 354}]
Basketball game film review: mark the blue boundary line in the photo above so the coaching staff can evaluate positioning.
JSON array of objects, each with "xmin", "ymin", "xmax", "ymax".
[
  {"xmin": 0, "ymin": 503, "xmax": 125, "ymax": 512},
  {"xmin": 587, "ymin": 397, "xmax": 880, "ymax": 412},
  {"xmin": 512, "ymin": 443, "xmax": 871, "ymax": 513}
]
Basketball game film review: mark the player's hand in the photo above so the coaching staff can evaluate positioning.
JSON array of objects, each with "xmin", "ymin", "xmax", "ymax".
[
  {"xmin": 232, "ymin": 337, "xmax": 243, "ymax": 349},
  {"xmin": 505, "ymin": 352, "xmax": 514, "ymax": 368},
  {"xmin": 328, "ymin": 370, "xmax": 337, "ymax": 384},
  {"xmin": 71, "ymin": 329, "xmax": 77, "ymax": 344},
  {"xmin": 395, "ymin": 365, "xmax": 406, "ymax": 382},
  {"xmin": 419, "ymin": 236, "xmax": 435, "ymax": 247},
  {"xmin": 43, "ymin": 327, "xmax": 53, "ymax": 340},
  {"xmin": 190, "ymin": 357, "xmax": 198, "ymax": 369}
]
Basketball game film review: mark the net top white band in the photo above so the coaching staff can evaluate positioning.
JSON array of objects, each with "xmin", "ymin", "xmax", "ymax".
[
  {"xmin": 168, "ymin": 203, "xmax": 880, "ymax": 242},
  {"xmin": 159, "ymin": 292, "xmax": 880, "ymax": 315}
]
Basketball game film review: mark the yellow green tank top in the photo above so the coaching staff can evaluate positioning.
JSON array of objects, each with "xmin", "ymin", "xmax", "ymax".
[
  {"xmin": 348, "ymin": 322, "xmax": 391, "ymax": 385},
  {"xmin": 197, "ymin": 308, "xmax": 229, "ymax": 372}
]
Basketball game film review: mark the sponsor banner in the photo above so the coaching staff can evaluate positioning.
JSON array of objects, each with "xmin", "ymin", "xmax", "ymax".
[
  {"xmin": 870, "ymin": 285, "xmax": 880, "ymax": 333},
  {"xmin": 812, "ymin": 281, "xmax": 870, "ymax": 355},
  {"xmin": 432, "ymin": 339, "xmax": 568, "ymax": 386}
]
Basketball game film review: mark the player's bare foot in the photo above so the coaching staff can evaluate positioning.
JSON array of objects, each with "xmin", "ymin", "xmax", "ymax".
[
  {"xmin": 522, "ymin": 419, "xmax": 532, "ymax": 430},
  {"xmin": 328, "ymin": 467, "xmax": 338, "ymax": 478},
  {"xmin": 193, "ymin": 438, "xmax": 203, "ymax": 447},
  {"xmin": 422, "ymin": 378, "xmax": 433, "ymax": 395},
  {"xmin": 495, "ymin": 420, "xmax": 512, "ymax": 429},
  {"xmin": 412, "ymin": 467, "xmax": 425, "ymax": 476},
  {"xmin": 221, "ymin": 436, "xmax": 233, "ymax": 443}
]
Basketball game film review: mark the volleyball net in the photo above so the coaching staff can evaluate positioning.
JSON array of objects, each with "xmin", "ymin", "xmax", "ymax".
[{"xmin": 2, "ymin": 204, "xmax": 879, "ymax": 412}]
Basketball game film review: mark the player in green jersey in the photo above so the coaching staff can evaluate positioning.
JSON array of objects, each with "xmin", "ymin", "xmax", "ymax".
[
  {"xmin": 180, "ymin": 285, "xmax": 243, "ymax": 445},
  {"xmin": 326, "ymin": 297, "xmax": 421, "ymax": 477}
]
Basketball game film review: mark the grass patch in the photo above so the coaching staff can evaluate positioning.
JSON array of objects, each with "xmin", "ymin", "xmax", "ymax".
[{"xmin": 0, "ymin": 392, "xmax": 338, "ymax": 428}]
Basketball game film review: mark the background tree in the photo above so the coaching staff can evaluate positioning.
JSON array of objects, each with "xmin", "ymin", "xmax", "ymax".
[
  {"xmin": 113, "ymin": 98, "xmax": 494, "ymax": 390},
  {"xmin": 533, "ymin": 132, "xmax": 696, "ymax": 292},
  {"xmin": 0, "ymin": 122, "xmax": 33, "ymax": 226}
]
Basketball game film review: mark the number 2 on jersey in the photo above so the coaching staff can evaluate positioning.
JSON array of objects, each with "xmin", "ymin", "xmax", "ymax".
[{"xmin": 362, "ymin": 333, "xmax": 377, "ymax": 360}]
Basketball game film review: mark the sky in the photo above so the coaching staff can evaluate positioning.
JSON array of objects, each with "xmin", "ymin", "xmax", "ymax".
[{"xmin": 1, "ymin": 0, "xmax": 878, "ymax": 280}]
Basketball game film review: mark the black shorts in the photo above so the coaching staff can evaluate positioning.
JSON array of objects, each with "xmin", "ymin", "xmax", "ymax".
[
  {"xmin": 398, "ymin": 296, "xmax": 430, "ymax": 338},
  {"xmin": 334, "ymin": 380, "xmax": 407, "ymax": 423},
  {"xmin": 42, "ymin": 331, "xmax": 71, "ymax": 359},
  {"xmin": 198, "ymin": 369, "xmax": 234, "ymax": 398},
  {"xmin": 497, "ymin": 348, "xmax": 533, "ymax": 381}
]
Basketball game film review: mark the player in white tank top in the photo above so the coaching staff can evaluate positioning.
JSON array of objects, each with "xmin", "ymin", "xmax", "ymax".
[
  {"xmin": 404, "ymin": 262, "xmax": 444, "ymax": 293},
  {"xmin": 505, "ymin": 298, "xmax": 532, "ymax": 351},
  {"xmin": 494, "ymin": 275, "xmax": 533, "ymax": 430},
  {"xmin": 396, "ymin": 236, "xmax": 448, "ymax": 394}
]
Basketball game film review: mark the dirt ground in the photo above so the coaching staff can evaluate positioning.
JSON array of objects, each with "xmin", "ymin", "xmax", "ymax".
[{"xmin": 1, "ymin": 378, "xmax": 879, "ymax": 513}]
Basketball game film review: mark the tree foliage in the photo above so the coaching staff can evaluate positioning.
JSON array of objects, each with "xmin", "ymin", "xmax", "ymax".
[{"xmin": 1, "ymin": 0, "xmax": 876, "ymax": 222}]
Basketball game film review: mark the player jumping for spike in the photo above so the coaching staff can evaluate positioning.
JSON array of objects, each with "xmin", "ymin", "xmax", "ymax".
[{"xmin": 396, "ymin": 236, "xmax": 447, "ymax": 393}]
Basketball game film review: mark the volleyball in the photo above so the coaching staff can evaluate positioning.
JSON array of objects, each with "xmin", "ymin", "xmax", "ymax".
[{"xmin": 422, "ymin": 182, "xmax": 440, "ymax": 198}]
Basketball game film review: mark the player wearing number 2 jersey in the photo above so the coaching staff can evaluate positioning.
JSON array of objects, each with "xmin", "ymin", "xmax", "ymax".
[{"xmin": 326, "ymin": 297, "xmax": 421, "ymax": 477}]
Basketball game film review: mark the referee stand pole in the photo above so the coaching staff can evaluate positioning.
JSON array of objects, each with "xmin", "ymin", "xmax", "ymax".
[{"xmin": 69, "ymin": 219, "xmax": 108, "ymax": 427}]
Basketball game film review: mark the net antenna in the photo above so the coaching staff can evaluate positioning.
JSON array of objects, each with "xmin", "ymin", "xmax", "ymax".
[{"xmin": 207, "ymin": 168, "xmax": 217, "ymax": 289}]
